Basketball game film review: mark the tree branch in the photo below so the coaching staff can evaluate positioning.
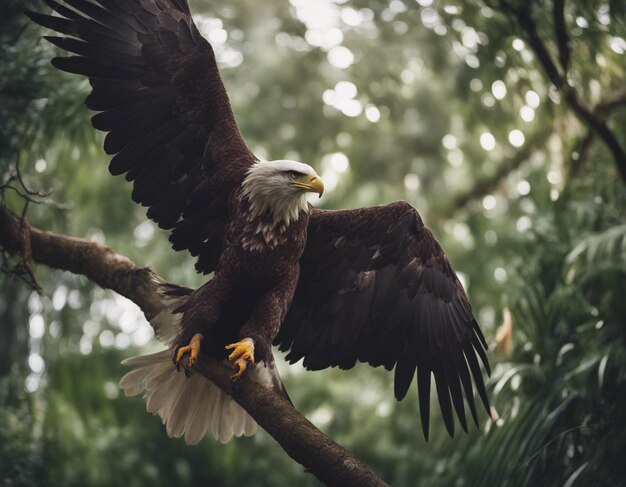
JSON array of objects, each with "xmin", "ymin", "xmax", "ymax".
[
  {"xmin": 569, "ymin": 90, "xmax": 626, "ymax": 177},
  {"xmin": 552, "ymin": 0, "xmax": 570, "ymax": 73},
  {"xmin": 594, "ymin": 89, "xmax": 626, "ymax": 116},
  {"xmin": 442, "ymin": 128, "xmax": 553, "ymax": 218},
  {"xmin": 0, "ymin": 204, "xmax": 390, "ymax": 487},
  {"xmin": 569, "ymin": 129, "xmax": 595, "ymax": 178},
  {"xmin": 497, "ymin": 0, "xmax": 626, "ymax": 180}
]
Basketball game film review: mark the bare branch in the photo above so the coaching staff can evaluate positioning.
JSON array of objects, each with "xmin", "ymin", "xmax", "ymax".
[
  {"xmin": 196, "ymin": 358, "xmax": 390, "ymax": 487},
  {"xmin": 552, "ymin": 0, "xmax": 570, "ymax": 72},
  {"xmin": 569, "ymin": 130, "xmax": 595, "ymax": 178},
  {"xmin": 594, "ymin": 89, "xmax": 626, "ymax": 115},
  {"xmin": 561, "ymin": 88, "xmax": 626, "ymax": 179},
  {"xmin": 1, "ymin": 156, "xmax": 69, "ymax": 209},
  {"xmin": 442, "ymin": 128, "xmax": 553, "ymax": 218},
  {"xmin": 569, "ymin": 90, "xmax": 626, "ymax": 177},
  {"xmin": 0, "ymin": 204, "xmax": 390, "ymax": 487},
  {"xmin": 496, "ymin": 0, "xmax": 626, "ymax": 179}
]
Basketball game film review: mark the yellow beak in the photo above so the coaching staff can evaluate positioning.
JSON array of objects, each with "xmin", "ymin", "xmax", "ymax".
[{"xmin": 290, "ymin": 174, "xmax": 325, "ymax": 197}]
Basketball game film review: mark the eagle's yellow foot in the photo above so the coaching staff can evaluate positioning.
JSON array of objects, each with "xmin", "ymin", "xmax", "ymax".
[
  {"xmin": 225, "ymin": 338, "xmax": 255, "ymax": 381},
  {"xmin": 175, "ymin": 333, "xmax": 203, "ymax": 376}
]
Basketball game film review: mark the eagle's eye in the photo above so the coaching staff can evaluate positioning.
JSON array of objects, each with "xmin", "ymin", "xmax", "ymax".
[{"xmin": 288, "ymin": 171, "xmax": 300, "ymax": 179}]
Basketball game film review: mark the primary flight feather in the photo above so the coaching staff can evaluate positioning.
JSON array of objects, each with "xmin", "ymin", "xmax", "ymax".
[{"xmin": 28, "ymin": 0, "xmax": 491, "ymax": 444}]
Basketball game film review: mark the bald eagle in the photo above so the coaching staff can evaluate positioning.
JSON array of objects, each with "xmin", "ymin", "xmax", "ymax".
[{"xmin": 28, "ymin": 0, "xmax": 491, "ymax": 445}]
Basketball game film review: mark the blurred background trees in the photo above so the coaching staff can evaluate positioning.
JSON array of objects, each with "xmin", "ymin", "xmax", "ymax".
[{"xmin": 1, "ymin": 0, "xmax": 624, "ymax": 485}]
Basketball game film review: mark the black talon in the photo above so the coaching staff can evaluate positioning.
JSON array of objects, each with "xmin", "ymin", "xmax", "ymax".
[{"xmin": 173, "ymin": 347, "xmax": 181, "ymax": 370}]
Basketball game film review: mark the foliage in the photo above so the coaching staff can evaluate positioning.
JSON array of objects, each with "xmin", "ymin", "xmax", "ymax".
[
  {"xmin": 438, "ymin": 167, "xmax": 626, "ymax": 486},
  {"xmin": 1, "ymin": 0, "xmax": 625, "ymax": 485}
]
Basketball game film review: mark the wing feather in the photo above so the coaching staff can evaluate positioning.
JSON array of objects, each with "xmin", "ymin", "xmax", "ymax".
[
  {"xmin": 275, "ymin": 201, "xmax": 491, "ymax": 439},
  {"xmin": 28, "ymin": 0, "xmax": 257, "ymax": 273},
  {"xmin": 417, "ymin": 364, "xmax": 432, "ymax": 440}
]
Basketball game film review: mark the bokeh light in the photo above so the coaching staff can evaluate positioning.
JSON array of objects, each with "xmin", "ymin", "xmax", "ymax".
[{"xmin": 480, "ymin": 132, "xmax": 496, "ymax": 151}]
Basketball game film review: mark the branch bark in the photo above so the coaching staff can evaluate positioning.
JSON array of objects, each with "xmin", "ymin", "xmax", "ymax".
[{"xmin": 0, "ymin": 204, "xmax": 390, "ymax": 487}]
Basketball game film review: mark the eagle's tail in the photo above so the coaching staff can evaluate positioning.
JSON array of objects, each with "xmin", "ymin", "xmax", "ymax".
[
  {"xmin": 119, "ymin": 349, "xmax": 258, "ymax": 444},
  {"xmin": 119, "ymin": 279, "xmax": 290, "ymax": 444}
]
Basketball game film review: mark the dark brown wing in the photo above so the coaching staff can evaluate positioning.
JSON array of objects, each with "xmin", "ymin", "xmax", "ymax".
[
  {"xmin": 275, "ymin": 201, "xmax": 491, "ymax": 439},
  {"xmin": 27, "ymin": 0, "xmax": 256, "ymax": 273}
]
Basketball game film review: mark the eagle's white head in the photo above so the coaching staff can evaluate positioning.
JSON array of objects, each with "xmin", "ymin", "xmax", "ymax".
[{"xmin": 242, "ymin": 159, "xmax": 324, "ymax": 226}]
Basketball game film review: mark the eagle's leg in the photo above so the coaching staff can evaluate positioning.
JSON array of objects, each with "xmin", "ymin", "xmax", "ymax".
[
  {"xmin": 225, "ymin": 338, "xmax": 255, "ymax": 380},
  {"xmin": 232, "ymin": 270, "xmax": 299, "ymax": 381},
  {"xmin": 175, "ymin": 333, "xmax": 203, "ymax": 377},
  {"xmin": 173, "ymin": 275, "xmax": 233, "ymax": 376}
]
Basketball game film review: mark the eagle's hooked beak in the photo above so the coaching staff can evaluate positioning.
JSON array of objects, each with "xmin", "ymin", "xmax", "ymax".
[{"xmin": 290, "ymin": 174, "xmax": 325, "ymax": 198}]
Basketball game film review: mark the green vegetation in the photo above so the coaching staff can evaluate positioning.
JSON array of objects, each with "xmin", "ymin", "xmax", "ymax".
[{"xmin": 1, "ymin": 0, "xmax": 625, "ymax": 485}]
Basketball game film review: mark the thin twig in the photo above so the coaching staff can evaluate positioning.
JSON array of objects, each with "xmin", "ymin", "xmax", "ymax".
[
  {"xmin": 594, "ymin": 90, "xmax": 626, "ymax": 115},
  {"xmin": 14, "ymin": 156, "xmax": 52, "ymax": 199},
  {"xmin": 0, "ymin": 155, "xmax": 70, "ymax": 209},
  {"xmin": 569, "ymin": 130, "xmax": 595, "ymax": 178}
]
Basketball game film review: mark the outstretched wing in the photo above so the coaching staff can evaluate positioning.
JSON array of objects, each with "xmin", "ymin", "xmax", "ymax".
[
  {"xmin": 275, "ymin": 201, "xmax": 491, "ymax": 439},
  {"xmin": 27, "ymin": 0, "xmax": 256, "ymax": 273}
]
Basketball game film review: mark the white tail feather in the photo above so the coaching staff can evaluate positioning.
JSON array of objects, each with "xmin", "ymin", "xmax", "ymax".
[
  {"xmin": 120, "ymin": 288, "xmax": 286, "ymax": 444},
  {"xmin": 119, "ymin": 349, "xmax": 258, "ymax": 444}
]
